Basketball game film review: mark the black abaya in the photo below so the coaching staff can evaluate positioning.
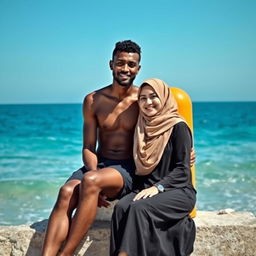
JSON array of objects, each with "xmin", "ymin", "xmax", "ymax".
[{"xmin": 110, "ymin": 122, "xmax": 197, "ymax": 256}]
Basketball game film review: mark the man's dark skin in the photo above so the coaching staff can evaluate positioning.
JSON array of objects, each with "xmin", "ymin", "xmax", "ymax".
[{"xmin": 42, "ymin": 50, "xmax": 142, "ymax": 256}]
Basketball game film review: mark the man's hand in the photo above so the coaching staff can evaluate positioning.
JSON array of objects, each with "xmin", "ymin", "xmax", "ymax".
[
  {"xmin": 190, "ymin": 147, "xmax": 196, "ymax": 167},
  {"xmin": 98, "ymin": 193, "xmax": 111, "ymax": 208},
  {"xmin": 133, "ymin": 186, "xmax": 159, "ymax": 201}
]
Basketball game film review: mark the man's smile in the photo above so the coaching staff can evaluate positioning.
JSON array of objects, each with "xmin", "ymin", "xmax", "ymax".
[{"xmin": 119, "ymin": 73, "xmax": 131, "ymax": 78}]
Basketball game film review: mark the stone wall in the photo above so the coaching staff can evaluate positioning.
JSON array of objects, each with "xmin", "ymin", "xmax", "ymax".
[{"xmin": 0, "ymin": 210, "xmax": 256, "ymax": 256}]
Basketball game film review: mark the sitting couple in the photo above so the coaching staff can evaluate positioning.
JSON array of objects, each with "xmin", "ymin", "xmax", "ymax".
[{"xmin": 41, "ymin": 40, "xmax": 196, "ymax": 256}]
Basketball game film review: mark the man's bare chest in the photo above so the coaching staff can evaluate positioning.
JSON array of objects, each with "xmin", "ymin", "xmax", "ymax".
[{"xmin": 96, "ymin": 100, "xmax": 138, "ymax": 131}]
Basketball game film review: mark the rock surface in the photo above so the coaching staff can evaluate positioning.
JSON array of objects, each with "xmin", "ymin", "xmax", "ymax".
[{"xmin": 0, "ymin": 210, "xmax": 255, "ymax": 256}]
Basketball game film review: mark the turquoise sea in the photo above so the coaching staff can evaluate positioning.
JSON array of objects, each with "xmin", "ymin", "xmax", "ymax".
[{"xmin": 0, "ymin": 102, "xmax": 256, "ymax": 225}]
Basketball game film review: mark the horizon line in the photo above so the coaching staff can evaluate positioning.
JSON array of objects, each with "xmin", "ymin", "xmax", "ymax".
[{"xmin": 0, "ymin": 100, "xmax": 256, "ymax": 106}]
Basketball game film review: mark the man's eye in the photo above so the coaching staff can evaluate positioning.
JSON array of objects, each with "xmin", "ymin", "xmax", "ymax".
[{"xmin": 128, "ymin": 63, "xmax": 137, "ymax": 68}]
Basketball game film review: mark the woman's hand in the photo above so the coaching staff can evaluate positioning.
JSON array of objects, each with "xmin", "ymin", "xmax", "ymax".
[{"xmin": 133, "ymin": 186, "xmax": 159, "ymax": 201}]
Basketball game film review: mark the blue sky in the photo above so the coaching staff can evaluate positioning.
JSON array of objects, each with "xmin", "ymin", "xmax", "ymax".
[{"xmin": 0, "ymin": 0, "xmax": 255, "ymax": 103}]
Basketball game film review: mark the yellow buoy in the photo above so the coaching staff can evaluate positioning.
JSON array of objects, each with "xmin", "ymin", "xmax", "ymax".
[{"xmin": 171, "ymin": 87, "xmax": 196, "ymax": 218}]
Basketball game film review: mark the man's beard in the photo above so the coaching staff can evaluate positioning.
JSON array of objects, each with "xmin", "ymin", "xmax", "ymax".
[{"xmin": 113, "ymin": 72, "xmax": 136, "ymax": 87}]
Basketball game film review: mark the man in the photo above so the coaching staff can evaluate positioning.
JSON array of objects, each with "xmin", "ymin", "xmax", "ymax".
[{"xmin": 42, "ymin": 40, "xmax": 142, "ymax": 256}]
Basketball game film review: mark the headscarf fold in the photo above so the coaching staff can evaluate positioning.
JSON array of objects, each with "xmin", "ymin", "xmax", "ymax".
[{"xmin": 133, "ymin": 78, "xmax": 185, "ymax": 175}]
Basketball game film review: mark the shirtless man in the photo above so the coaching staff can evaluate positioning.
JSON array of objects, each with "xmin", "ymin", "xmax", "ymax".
[{"xmin": 41, "ymin": 40, "xmax": 142, "ymax": 256}]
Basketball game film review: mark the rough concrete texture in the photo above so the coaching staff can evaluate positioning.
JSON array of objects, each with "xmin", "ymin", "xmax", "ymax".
[
  {"xmin": 193, "ymin": 211, "xmax": 256, "ymax": 256},
  {"xmin": 0, "ymin": 210, "xmax": 255, "ymax": 256}
]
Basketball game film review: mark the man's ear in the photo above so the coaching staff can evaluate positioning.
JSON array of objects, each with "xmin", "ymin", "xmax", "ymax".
[
  {"xmin": 135, "ymin": 65, "xmax": 141, "ymax": 74},
  {"xmin": 109, "ymin": 60, "xmax": 113, "ymax": 70}
]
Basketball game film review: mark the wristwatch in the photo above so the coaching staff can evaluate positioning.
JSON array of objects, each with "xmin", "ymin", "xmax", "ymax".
[{"xmin": 155, "ymin": 184, "xmax": 165, "ymax": 193}]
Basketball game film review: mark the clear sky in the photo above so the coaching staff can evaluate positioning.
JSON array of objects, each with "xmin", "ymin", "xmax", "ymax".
[{"xmin": 0, "ymin": 0, "xmax": 255, "ymax": 103}]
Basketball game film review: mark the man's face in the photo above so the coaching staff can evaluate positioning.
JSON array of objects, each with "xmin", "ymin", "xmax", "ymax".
[{"xmin": 110, "ymin": 51, "xmax": 141, "ymax": 87}]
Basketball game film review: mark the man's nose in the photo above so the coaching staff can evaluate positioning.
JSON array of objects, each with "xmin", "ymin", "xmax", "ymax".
[{"xmin": 121, "ymin": 64, "xmax": 129, "ymax": 72}]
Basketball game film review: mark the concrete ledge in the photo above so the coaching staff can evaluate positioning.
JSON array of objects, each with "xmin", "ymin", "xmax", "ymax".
[
  {"xmin": 193, "ymin": 211, "xmax": 256, "ymax": 256},
  {"xmin": 0, "ymin": 211, "xmax": 255, "ymax": 256}
]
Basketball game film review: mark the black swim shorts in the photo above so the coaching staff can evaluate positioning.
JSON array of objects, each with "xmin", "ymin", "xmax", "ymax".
[{"xmin": 66, "ymin": 157, "xmax": 136, "ymax": 199}]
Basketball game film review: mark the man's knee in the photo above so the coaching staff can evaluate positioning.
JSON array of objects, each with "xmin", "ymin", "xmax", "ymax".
[
  {"xmin": 82, "ymin": 171, "xmax": 101, "ymax": 192},
  {"xmin": 55, "ymin": 184, "xmax": 76, "ymax": 208}
]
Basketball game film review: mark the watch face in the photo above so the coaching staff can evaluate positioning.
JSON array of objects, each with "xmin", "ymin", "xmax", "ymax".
[{"xmin": 157, "ymin": 184, "xmax": 164, "ymax": 192}]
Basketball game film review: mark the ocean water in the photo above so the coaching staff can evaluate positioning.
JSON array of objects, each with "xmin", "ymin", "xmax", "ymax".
[{"xmin": 0, "ymin": 102, "xmax": 256, "ymax": 225}]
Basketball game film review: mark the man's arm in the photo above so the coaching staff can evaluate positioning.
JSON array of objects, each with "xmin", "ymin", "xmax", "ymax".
[
  {"xmin": 190, "ymin": 148, "xmax": 196, "ymax": 167},
  {"xmin": 82, "ymin": 93, "xmax": 98, "ymax": 170},
  {"xmin": 82, "ymin": 93, "xmax": 111, "ymax": 208}
]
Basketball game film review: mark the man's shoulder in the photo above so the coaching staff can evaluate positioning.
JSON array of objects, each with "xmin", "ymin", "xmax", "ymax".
[
  {"xmin": 87, "ymin": 85, "xmax": 111, "ymax": 96},
  {"xmin": 130, "ymin": 85, "xmax": 139, "ymax": 93},
  {"xmin": 128, "ymin": 85, "xmax": 139, "ymax": 101},
  {"xmin": 83, "ymin": 85, "xmax": 111, "ymax": 103}
]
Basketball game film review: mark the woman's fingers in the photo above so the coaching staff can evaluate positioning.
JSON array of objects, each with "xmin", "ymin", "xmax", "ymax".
[{"xmin": 133, "ymin": 186, "xmax": 159, "ymax": 201}]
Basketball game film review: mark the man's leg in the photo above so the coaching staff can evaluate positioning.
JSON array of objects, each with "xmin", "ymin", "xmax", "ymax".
[
  {"xmin": 41, "ymin": 179, "xmax": 80, "ymax": 256},
  {"xmin": 59, "ymin": 168, "xmax": 124, "ymax": 256}
]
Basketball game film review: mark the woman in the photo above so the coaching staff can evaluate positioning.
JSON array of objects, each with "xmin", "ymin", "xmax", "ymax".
[{"xmin": 110, "ymin": 78, "xmax": 197, "ymax": 256}]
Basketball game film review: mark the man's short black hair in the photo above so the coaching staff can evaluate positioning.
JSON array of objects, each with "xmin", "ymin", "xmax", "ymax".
[{"xmin": 112, "ymin": 40, "xmax": 141, "ymax": 61}]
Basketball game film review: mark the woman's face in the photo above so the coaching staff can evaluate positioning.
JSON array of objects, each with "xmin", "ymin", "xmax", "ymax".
[{"xmin": 138, "ymin": 85, "xmax": 162, "ymax": 116}]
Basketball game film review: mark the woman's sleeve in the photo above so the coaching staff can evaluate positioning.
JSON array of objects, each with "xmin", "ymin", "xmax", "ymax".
[{"xmin": 155, "ymin": 122, "xmax": 192, "ymax": 189}]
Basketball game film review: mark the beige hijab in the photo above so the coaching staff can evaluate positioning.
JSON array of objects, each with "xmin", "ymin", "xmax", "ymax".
[{"xmin": 133, "ymin": 78, "xmax": 185, "ymax": 175}]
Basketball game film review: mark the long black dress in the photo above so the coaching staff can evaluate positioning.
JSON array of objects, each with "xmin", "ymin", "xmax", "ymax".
[{"xmin": 110, "ymin": 122, "xmax": 197, "ymax": 256}]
